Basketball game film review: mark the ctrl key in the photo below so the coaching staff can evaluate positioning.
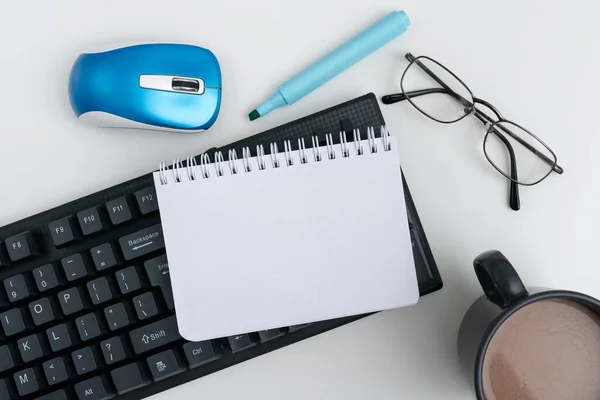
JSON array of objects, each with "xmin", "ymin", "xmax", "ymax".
[{"xmin": 74, "ymin": 376, "xmax": 115, "ymax": 400}]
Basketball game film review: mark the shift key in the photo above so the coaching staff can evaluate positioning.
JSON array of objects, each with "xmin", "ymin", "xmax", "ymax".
[
  {"xmin": 129, "ymin": 315, "xmax": 181, "ymax": 354},
  {"xmin": 119, "ymin": 224, "xmax": 165, "ymax": 261}
]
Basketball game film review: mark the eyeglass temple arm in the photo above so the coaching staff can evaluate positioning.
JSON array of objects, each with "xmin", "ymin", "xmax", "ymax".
[
  {"xmin": 382, "ymin": 87, "xmax": 564, "ymax": 175},
  {"xmin": 487, "ymin": 127, "xmax": 521, "ymax": 211}
]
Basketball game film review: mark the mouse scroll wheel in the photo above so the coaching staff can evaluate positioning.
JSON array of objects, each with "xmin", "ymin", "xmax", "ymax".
[{"xmin": 172, "ymin": 78, "xmax": 200, "ymax": 93}]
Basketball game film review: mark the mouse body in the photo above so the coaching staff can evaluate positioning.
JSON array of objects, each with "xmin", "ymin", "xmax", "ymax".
[{"xmin": 68, "ymin": 43, "xmax": 221, "ymax": 133}]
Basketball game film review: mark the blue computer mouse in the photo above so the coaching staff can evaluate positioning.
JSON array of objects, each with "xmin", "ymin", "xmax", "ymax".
[{"xmin": 68, "ymin": 43, "xmax": 221, "ymax": 133}]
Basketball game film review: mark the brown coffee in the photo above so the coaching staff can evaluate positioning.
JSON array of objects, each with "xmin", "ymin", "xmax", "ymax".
[{"xmin": 482, "ymin": 299, "xmax": 600, "ymax": 400}]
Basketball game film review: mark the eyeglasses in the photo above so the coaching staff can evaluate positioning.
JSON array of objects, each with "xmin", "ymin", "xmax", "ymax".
[{"xmin": 382, "ymin": 53, "xmax": 563, "ymax": 211}]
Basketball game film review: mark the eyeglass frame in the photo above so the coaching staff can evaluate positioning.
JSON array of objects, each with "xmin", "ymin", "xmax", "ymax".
[{"xmin": 382, "ymin": 53, "xmax": 563, "ymax": 211}]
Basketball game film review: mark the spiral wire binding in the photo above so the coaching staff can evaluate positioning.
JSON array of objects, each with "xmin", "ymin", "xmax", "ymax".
[
  {"xmin": 158, "ymin": 125, "xmax": 392, "ymax": 185},
  {"xmin": 228, "ymin": 149, "xmax": 238, "ymax": 174},
  {"xmin": 270, "ymin": 142, "xmax": 280, "ymax": 168},
  {"xmin": 186, "ymin": 156, "xmax": 197, "ymax": 181}
]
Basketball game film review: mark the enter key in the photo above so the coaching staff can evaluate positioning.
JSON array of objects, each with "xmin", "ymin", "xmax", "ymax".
[{"xmin": 144, "ymin": 255, "xmax": 175, "ymax": 310}]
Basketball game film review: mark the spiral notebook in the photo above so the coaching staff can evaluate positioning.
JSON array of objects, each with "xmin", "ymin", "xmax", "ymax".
[{"xmin": 153, "ymin": 127, "xmax": 419, "ymax": 341}]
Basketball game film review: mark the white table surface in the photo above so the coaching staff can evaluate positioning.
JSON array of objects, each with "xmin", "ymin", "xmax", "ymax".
[{"xmin": 1, "ymin": 1, "xmax": 599, "ymax": 399}]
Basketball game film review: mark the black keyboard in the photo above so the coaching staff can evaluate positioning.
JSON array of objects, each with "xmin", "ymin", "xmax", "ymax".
[{"xmin": 0, "ymin": 94, "xmax": 442, "ymax": 400}]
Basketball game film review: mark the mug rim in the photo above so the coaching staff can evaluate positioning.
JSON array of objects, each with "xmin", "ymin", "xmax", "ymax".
[{"xmin": 474, "ymin": 289, "xmax": 600, "ymax": 399}]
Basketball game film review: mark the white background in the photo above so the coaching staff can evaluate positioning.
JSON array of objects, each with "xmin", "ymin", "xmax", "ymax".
[{"xmin": 0, "ymin": 1, "xmax": 598, "ymax": 399}]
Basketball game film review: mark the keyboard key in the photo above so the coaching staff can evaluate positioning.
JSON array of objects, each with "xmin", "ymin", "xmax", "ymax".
[
  {"xmin": 110, "ymin": 363, "xmax": 150, "ymax": 395},
  {"xmin": 72, "ymin": 347, "xmax": 98, "ymax": 375},
  {"xmin": 147, "ymin": 349, "xmax": 185, "ymax": 382},
  {"xmin": 43, "ymin": 357, "xmax": 69, "ymax": 385},
  {"xmin": 144, "ymin": 255, "xmax": 174, "ymax": 310},
  {"xmin": 47, "ymin": 324, "xmax": 73, "ymax": 352},
  {"xmin": 76, "ymin": 313, "xmax": 101, "ymax": 341},
  {"xmin": 100, "ymin": 337, "xmax": 126, "ymax": 365},
  {"xmin": 87, "ymin": 277, "xmax": 113, "ymax": 305},
  {"xmin": 74, "ymin": 376, "xmax": 113, "ymax": 400},
  {"xmin": 119, "ymin": 224, "xmax": 165, "ymax": 261},
  {"xmin": 17, "ymin": 334, "xmax": 44, "ymax": 363},
  {"xmin": 5, "ymin": 231, "xmax": 37, "ymax": 262},
  {"xmin": 33, "ymin": 264, "xmax": 59, "ymax": 292},
  {"xmin": 0, "ymin": 308, "xmax": 25, "ymax": 337},
  {"xmin": 0, "ymin": 379, "xmax": 16, "ymax": 400},
  {"xmin": 48, "ymin": 217, "xmax": 77, "ymax": 247},
  {"xmin": 90, "ymin": 243, "xmax": 117, "ymax": 271},
  {"xmin": 129, "ymin": 315, "xmax": 181, "ymax": 354},
  {"xmin": 106, "ymin": 197, "xmax": 133, "ymax": 225},
  {"xmin": 228, "ymin": 334, "xmax": 257, "ymax": 353},
  {"xmin": 0, "ymin": 345, "xmax": 17, "ymax": 372},
  {"xmin": 116, "ymin": 267, "xmax": 141, "ymax": 294},
  {"xmin": 134, "ymin": 187, "xmax": 158, "ymax": 215},
  {"xmin": 4, "ymin": 274, "xmax": 30, "ymax": 303},
  {"xmin": 0, "ymin": 243, "xmax": 10, "ymax": 267},
  {"xmin": 38, "ymin": 390, "xmax": 68, "ymax": 400},
  {"xmin": 29, "ymin": 297, "xmax": 55, "ymax": 326},
  {"xmin": 62, "ymin": 254, "xmax": 88, "ymax": 282},
  {"xmin": 133, "ymin": 292, "xmax": 158, "ymax": 320},
  {"xmin": 183, "ymin": 341, "xmax": 221, "ymax": 368},
  {"xmin": 104, "ymin": 303, "xmax": 129, "ymax": 331},
  {"xmin": 288, "ymin": 324, "xmax": 311, "ymax": 332},
  {"xmin": 58, "ymin": 287, "xmax": 85, "ymax": 316},
  {"xmin": 13, "ymin": 367, "xmax": 39, "ymax": 396},
  {"xmin": 77, "ymin": 207, "xmax": 105, "ymax": 236},
  {"xmin": 258, "ymin": 328, "xmax": 286, "ymax": 343}
]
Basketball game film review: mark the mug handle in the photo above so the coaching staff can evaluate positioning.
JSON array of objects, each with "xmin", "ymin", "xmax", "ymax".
[{"xmin": 474, "ymin": 250, "xmax": 529, "ymax": 309}]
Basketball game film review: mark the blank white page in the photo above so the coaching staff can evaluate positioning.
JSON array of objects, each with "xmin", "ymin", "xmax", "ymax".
[{"xmin": 153, "ymin": 135, "xmax": 418, "ymax": 341}]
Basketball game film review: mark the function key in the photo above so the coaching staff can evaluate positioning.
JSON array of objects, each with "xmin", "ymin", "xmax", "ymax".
[
  {"xmin": 134, "ymin": 187, "xmax": 159, "ymax": 215},
  {"xmin": 61, "ymin": 254, "xmax": 88, "ymax": 282},
  {"xmin": 4, "ymin": 274, "xmax": 31, "ymax": 303},
  {"xmin": 106, "ymin": 197, "xmax": 134, "ymax": 225},
  {"xmin": 48, "ymin": 217, "xmax": 77, "ymax": 247},
  {"xmin": 5, "ymin": 231, "xmax": 38, "ymax": 262},
  {"xmin": 33, "ymin": 264, "xmax": 59, "ymax": 292},
  {"xmin": 77, "ymin": 207, "xmax": 105, "ymax": 236},
  {"xmin": 183, "ymin": 341, "xmax": 221, "ymax": 368},
  {"xmin": 147, "ymin": 349, "xmax": 185, "ymax": 382},
  {"xmin": 90, "ymin": 243, "xmax": 117, "ymax": 271},
  {"xmin": 288, "ymin": 324, "xmax": 311, "ymax": 332}
]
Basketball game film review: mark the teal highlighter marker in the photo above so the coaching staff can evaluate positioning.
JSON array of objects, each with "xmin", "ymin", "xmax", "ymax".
[{"xmin": 249, "ymin": 10, "xmax": 411, "ymax": 121}]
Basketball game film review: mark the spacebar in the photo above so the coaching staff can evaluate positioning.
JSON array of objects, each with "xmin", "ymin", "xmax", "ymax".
[
  {"xmin": 119, "ymin": 224, "xmax": 165, "ymax": 261},
  {"xmin": 129, "ymin": 315, "xmax": 181, "ymax": 354}
]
